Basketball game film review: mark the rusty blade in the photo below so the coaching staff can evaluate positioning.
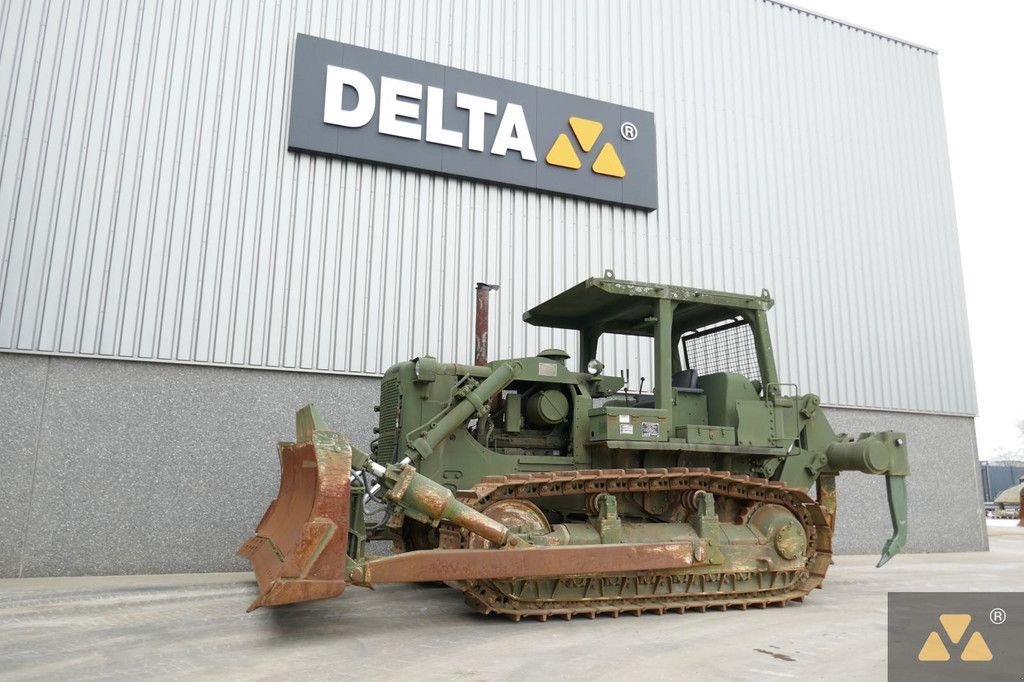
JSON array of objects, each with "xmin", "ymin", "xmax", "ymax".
[
  {"xmin": 359, "ymin": 542, "xmax": 696, "ymax": 584},
  {"xmin": 237, "ymin": 438, "xmax": 352, "ymax": 610}
]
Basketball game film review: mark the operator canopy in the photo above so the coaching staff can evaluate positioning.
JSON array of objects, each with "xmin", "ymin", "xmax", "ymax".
[{"xmin": 522, "ymin": 275, "xmax": 774, "ymax": 337}]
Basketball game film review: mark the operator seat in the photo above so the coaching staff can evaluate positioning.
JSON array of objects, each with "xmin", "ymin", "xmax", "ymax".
[
  {"xmin": 631, "ymin": 370, "xmax": 704, "ymax": 407},
  {"xmin": 672, "ymin": 369, "xmax": 703, "ymax": 394}
]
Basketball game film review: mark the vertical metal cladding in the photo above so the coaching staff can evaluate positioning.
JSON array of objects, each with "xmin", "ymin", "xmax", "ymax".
[{"xmin": 0, "ymin": 0, "xmax": 976, "ymax": 415}]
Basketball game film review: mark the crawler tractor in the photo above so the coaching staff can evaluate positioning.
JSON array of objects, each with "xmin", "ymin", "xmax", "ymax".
[{"xmin": 239, "ymin": 275, "xmax": 909, "ymax": 619}]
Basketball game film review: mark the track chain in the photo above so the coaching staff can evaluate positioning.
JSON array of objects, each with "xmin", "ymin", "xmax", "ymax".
[{"xmin": 441, "ymin": 467, "xmax": 833, "ymax": 620}]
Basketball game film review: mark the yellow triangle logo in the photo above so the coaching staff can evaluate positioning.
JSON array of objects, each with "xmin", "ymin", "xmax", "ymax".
[
  {"xmin": 939, "ymin": 614, "xmax": 971, "ymax": 644},
  {"xmin": 591, "ymin": 142, "xmax": 626, "ymax": 178},
  {"xmin": 960, "ymin": 632, "xmax": 993, "ymax": 661},
  {"xmin": 568, "ymin": 117, "xmax": 603, "ymax": 152},
  {"xmin": 917, "ymin": 631, "xmax": 950, "ymax": 661},
  {"xmin": 545, "ymin": 133, "xmax": 581, "ymax": 169}
]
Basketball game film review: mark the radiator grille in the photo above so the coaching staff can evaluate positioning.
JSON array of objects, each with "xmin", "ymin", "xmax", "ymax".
[{"xmin": 376, "ymin": 377, "xmax": 402, "ymax": 463}]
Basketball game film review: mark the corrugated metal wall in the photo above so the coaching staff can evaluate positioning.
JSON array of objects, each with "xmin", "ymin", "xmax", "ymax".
[{"xmin": 0, "ymin": 0, "xmax": 976, "ymax": 415}]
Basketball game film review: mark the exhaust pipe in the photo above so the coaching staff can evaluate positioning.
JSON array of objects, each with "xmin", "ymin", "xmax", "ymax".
[{"xmin": 474, "ymin": 282, "xmax": 499, "ymax": 366}]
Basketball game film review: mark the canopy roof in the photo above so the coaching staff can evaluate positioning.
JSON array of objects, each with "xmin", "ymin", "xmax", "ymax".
[{"xmin": 522, "ymin": 276, "xmax": 773, "ymax": 337}]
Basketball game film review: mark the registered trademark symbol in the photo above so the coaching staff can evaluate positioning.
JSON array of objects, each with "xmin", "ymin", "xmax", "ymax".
[
  {"xmin": 990, "ymin": 607, "xmax": 1006, "ymax": 625},
  {"xmin": 620, "ymin": 121, "xmax": 638, "ymax": 141}
]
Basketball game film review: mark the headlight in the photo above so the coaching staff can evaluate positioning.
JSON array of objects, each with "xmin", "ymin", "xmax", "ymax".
[
  {"xmin": 587, "ymin": 359, "xmax": 605, "ymax": 375},
  {"xmin": 412, "ymin": 356, "xmax": 437, "ymax": 382}
]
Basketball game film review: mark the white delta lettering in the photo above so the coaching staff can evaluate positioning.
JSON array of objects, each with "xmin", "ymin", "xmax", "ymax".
[{"xmin": 322, "ymin": 65, "xmax": 536, "ymax": 161}]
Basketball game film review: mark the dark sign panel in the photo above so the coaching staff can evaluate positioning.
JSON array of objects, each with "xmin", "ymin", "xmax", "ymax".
[
  {"xmin": 288, "ymin": 34, "xmax": 658, "ymax": 211},
  {"xmin": 888, "ymin": 592, "xmax": 1022, "ymax": 681}
]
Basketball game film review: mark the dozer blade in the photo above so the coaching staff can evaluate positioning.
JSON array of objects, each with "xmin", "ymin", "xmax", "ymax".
[{"xmin": 237, "ymin": 406, "xmax": 352, "ymax": 611}]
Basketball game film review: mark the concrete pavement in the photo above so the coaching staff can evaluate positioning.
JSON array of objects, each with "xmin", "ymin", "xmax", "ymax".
[{"xmin": 1, "ymin": 521, "xmax": 1021, "ymax": 681}]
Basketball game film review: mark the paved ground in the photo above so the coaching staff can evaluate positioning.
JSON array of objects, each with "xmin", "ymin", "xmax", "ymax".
[{"xmin": 1, "ymin": 521, "xmax": 1021, "ymax": 681}]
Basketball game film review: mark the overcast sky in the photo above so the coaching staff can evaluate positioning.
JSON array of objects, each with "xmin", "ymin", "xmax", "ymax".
[{"xmin": 794, "ymin": 0, "xmax": 1024, "ymax": 460}]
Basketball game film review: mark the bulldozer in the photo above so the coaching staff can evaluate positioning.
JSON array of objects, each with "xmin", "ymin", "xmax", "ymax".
[{"xmin": 239, "ymin": 274, "xmax": 909, "ymax": 619}]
